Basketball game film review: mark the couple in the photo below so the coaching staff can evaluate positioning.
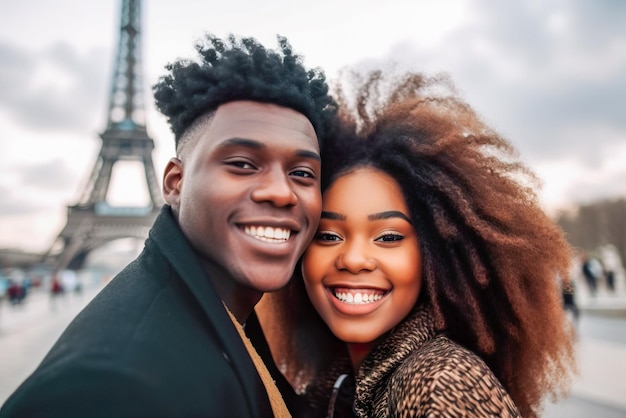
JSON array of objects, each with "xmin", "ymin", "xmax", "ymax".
[{"xmin": 0, "ymin": 35, "xmax": 575, "ymax": 418}]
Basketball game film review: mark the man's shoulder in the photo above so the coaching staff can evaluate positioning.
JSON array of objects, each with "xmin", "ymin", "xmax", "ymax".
[
  {"xmin": 31, "ymin": 246, "xmax": 192, "ymax": 372},
  {"xmin": 0, "ymin": 272, "xmax": 238, "ymax": 418},
  {"xmin": 0, "ymin": 348, "xmax": 253, "ymax": 418}
]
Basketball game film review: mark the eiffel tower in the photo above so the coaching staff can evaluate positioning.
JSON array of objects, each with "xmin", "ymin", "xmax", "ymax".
[{"xmin": 46, "ymin": 0, "xmax": 163, "ymax": 273}]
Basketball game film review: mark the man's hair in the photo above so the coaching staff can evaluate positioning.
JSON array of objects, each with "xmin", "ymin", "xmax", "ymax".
[{"xmin": 153, "ymin": 34, "xmax": 338, "ymax": 150}]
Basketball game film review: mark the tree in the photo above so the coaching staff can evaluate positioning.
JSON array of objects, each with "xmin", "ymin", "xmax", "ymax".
[{"xmin": 556, "ymin": 198, "xmax": 626, "ymax": 268}]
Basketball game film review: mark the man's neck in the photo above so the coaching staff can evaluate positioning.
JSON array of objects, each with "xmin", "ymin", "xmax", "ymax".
[{"xmin": 199, "ymin": 257, "xmax": 263, "ymax": 324}]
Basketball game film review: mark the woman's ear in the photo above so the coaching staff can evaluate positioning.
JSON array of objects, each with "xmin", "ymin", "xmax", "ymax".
[{"xmin": 162, "ymin": 157, "xmax": 183, "ymax": 206}]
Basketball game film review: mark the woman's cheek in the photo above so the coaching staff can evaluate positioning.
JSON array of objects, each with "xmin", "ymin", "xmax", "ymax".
[{"xmin": 303, "ymin": 245, "xmax": 329, "ymax": 282}]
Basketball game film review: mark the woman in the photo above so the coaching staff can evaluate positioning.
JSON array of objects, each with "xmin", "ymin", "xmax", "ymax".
[{"xmin": 257, "ymin": 69, "xmax": 576, "ymax": 418}]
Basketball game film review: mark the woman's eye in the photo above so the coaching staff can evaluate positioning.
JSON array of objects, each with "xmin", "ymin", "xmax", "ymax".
[
  {"xmin": 375, "ymin": 233, "xmax": 404, "ymax": 243},
  {"xmin": 315, "ymin": 232, "xmax": 341, "ymax": 242}
]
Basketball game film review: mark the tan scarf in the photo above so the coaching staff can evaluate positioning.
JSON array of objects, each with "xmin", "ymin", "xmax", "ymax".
[{"xmin": 224, "ymin": 305, "xmax": 291, "ymax": 418}]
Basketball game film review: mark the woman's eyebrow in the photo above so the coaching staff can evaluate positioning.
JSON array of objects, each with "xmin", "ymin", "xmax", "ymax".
[
  {"xmin": 368, "ymin": 211, "xmax": 412, "ymax": 224},
  {"xmin": 321, "ymin": 210, "xmax": 411, "ymax": 223},
  {"xmin": 321, "ymin": 211, "xmax": 345, "ymax": 220}
]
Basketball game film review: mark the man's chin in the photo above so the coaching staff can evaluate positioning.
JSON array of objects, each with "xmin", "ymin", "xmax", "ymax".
[{"xmin": 243, "ymin": 269, "xmax": 294, "ymax": 293}]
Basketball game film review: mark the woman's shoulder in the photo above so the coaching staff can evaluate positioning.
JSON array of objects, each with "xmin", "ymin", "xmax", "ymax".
[
  {"xmin": 409, "ymin": 334, "xmax": 489, "ymax": 370},
  {"xmin": 388, "ymin": 335, "xmax": 521, "ymax": 417},
  {"xmin": 392, "ymin": 334, "xmax": 493, "ymax": 387}
]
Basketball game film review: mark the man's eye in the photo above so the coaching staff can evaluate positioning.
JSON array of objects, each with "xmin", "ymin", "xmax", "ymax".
[
  {"xmin": 227, "ymin": 161, "xmax": 255, "ymax": 169},
  {"xmin": 291, "ymin": 169, "xmax": 315, "ymax": 179},
  {"xmin": 315, "ymin": 232, "xmax": 341, "ymax": 242},
  {"xmin": 375, "ymin": 233, "xmax": 404, "ymax": 242}
]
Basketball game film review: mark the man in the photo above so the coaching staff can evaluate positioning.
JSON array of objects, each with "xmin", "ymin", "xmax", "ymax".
[{"xmin": 0, "ymin": 35, "xmax": 337, "ymax": 418}]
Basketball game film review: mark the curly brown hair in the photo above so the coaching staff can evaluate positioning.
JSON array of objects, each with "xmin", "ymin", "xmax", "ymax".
[{"xmin": 257, "ymin": 69, "xmax": 576, "ymax": 418}]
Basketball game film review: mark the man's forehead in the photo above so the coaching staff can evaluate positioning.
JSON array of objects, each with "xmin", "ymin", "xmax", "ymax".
[
  {"xmin": 214, "ymin": 101, "xmax": 312, "ymax": 127},
  {"xmin": 205, "ymin": 101, "xmax": 319, "ymax": 147}
]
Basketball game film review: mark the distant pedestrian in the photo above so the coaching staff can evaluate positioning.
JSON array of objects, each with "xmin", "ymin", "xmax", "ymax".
[
  {"xmin": 51, "ymin": 277, "xmax": 64, "ymax": 296},
  {"xmin": 561, "ymin": 277, "xmax": 579, "ymax": 325},
  {"xmin": 581, "ymin": 255, "xmax": 599, "ymax": 297},
  {"xmin": 0, "ymin": 275, "xmax": 8, "ymax": 302},
  {"xmin": 49, "ymin": 276, "xmax": 64, "ymax": 310},
  {"xmin": 605, "ymin": 269, "xmax": 615, "ymax": 293},
  {"xmin": 7, "ymin": 280, "xmax": 25, "ymax": 305}
]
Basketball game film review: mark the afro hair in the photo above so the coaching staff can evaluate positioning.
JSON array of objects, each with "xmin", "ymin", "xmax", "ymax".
[{"xmin": 153, "ymin": 34, "xmax": 338, "ymax": 149}]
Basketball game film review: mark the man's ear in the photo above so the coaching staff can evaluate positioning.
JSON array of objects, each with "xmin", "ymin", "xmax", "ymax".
[{"xmin": 162, "ymin": 157, "xmax": 183, "ymax": 206}]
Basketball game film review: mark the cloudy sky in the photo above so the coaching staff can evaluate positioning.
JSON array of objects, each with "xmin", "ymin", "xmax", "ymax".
[{"xmin": 1, "ymin": 0, "xmax": 625, "ymax": 254}]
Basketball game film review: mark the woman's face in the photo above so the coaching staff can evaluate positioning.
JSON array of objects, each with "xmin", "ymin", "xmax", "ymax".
[{"xmin": 302, "ymin": 167, "xmax": 422, "ymax": 345}]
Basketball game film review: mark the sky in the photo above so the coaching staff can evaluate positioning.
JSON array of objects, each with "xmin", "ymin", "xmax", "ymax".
[{"xmin": 1, "ymin": 0, "xmax": 625, "ymax": 254}]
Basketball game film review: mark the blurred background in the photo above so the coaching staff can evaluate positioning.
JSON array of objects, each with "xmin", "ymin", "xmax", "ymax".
[{"xmin": 1, "ymin": 0, "xmax": 625, "ymax": 416}]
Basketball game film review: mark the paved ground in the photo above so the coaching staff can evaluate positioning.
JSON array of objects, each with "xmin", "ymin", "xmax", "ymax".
[
  {"xmin": 1, "ymin": 276, "xmax": 625, "ymax": 416},
  {"xmin": 543, "ymin": 319, "xmax": 626, "ymax": 417},
  {"xmin": 544, "ymin": 279, "xmax": 626, "ymax": 417},
  {"xmin": 0, "ymin": 281, "xmax": 105, "ymax": 402}
]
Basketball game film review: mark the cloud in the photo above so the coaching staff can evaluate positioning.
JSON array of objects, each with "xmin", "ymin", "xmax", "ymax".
[
  {"xmin": 0, "ymin": 41, "xmax": 109, "ymax": 132},
  {"xmin": 562, "ymin": 166, "xmax": 626, "ymax": 206},
  {"xmin": 1, "ymin": 0, "xmax": 625, "ymax": 252},
  {"xmin": 0, "ymin": 183, "xmax": 44, "ymax": 216},
  {"xmin": 463, "ymin": 0, "xmax": 626, "ymax": 158},
  {"xmin": 0, "ymin": 157, "xmax": 78, "ymax": 217},
  {"xmin": 370, "ymin": 0, "xmax": 626, "ymax": 173},
  {"xmin": 18, "ymin": 158, "xmax": 78, "ymax": 190}
]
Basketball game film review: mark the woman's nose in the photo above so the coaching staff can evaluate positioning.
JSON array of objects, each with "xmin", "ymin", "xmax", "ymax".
[{"xmin": 334, "ymin": 241, "xmax": 376, "ymax": 273}]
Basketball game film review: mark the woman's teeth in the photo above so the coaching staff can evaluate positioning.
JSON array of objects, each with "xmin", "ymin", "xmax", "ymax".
[{"xmin": 333, "ymin": 290, "xmax": 384, "ymax": 304}]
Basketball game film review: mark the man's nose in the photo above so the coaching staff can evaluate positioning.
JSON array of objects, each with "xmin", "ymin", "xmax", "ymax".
[{"xmin": 250, "ymin": 167, "xmax": 298, "ymax": 207}]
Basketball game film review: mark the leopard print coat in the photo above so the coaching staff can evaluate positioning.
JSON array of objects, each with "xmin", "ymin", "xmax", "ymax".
[{"xmin": 309, "ymin": 305, "xmax": 522, "ymax": 418}]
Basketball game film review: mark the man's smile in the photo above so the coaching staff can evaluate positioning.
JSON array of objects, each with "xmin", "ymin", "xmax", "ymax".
[{"xmin": 243, "ymin": 225, "xmax": 292, "ymax": 242}]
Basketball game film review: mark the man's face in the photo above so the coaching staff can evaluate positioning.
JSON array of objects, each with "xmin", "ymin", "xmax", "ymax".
[{"xmin": 163, "ymin": 101, "xmax": 322, "ymax": 294}]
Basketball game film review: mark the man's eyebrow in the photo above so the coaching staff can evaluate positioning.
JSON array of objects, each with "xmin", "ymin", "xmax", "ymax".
[
  {"xmin": 321, "ymin": 211, "xmax": 346, "ymax": 220},
  {"xmin": 296, "ymin": 150, "xmax": 321, "ymax": 162},
  {"xmin": 218, "ymin": 137, "xmax": 265, "ymax": 150},
  {"xmin": 368, "ymin": 211, "xmax": 412, "ymax": 224},
  {"xmin": 218, "ymin": 137, "xmax": 320, "ymax": 162}
]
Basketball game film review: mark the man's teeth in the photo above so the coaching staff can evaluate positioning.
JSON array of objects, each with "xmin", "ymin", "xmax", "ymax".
[
  {"xmin": 244, "ymin": 225, "xmax": 291, "ymax": 242},
  {"xmin": 334, "ymin": 290, "xmax": 383, "ymax": 304}
]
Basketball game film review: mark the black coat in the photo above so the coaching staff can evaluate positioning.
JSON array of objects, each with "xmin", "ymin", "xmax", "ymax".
[{"xmin": 0, "ymin": 206, "xmax": 279, "ymax": 418}]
